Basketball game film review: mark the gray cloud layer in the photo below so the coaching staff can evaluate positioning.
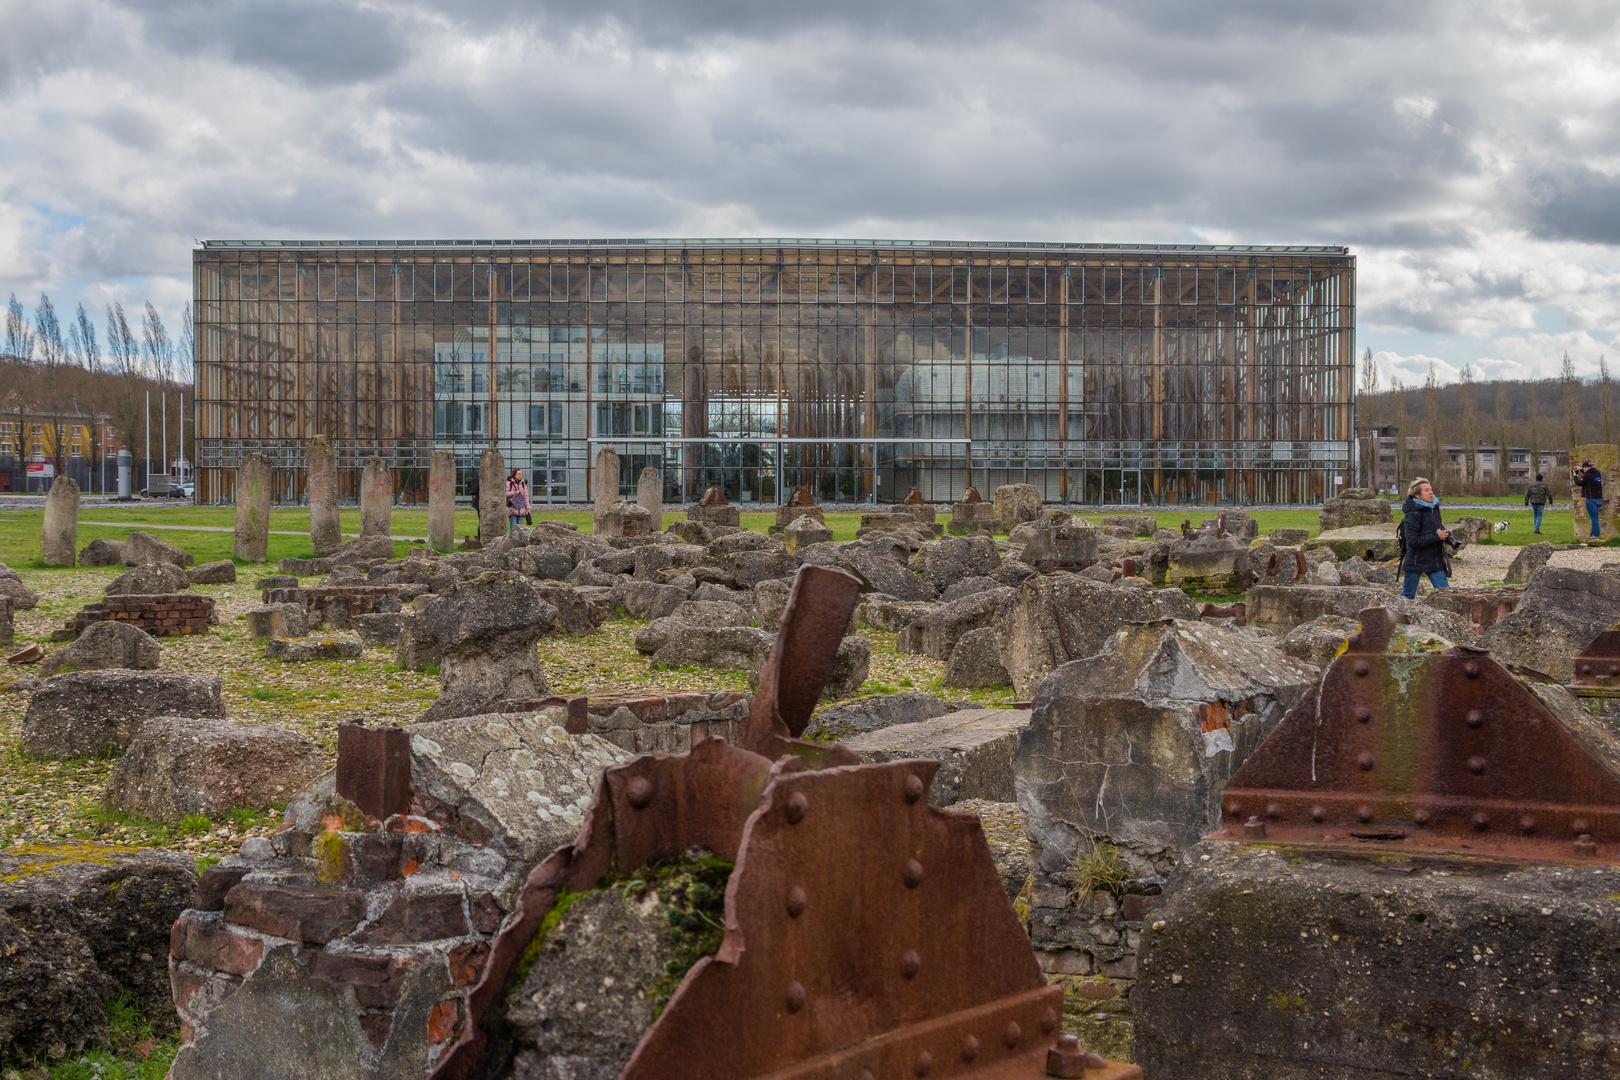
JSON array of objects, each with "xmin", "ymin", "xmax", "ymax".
[{"xmin": 1, "ymin": 0, "xmax": 1619, "ymax": 377}]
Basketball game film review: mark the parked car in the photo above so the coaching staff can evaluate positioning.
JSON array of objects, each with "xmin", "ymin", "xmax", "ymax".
[{"xmin": 139, "ymin": 482, "xmax": 192, "ymax": 499}]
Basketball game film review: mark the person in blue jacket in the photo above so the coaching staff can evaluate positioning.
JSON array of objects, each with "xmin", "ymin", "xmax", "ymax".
[{"xmin": 1399, "ymin": 477, "xmax": 1452, "ymax": 599}]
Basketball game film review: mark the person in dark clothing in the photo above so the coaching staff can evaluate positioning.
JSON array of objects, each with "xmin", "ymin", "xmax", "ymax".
[
  {"xmin": 1524, "ymin": 473, "xmax": 1551, "ymax": 534},
  {"xmin": 1575, "ymin": 460, "xmax": 1604, "ymax": 539},
  {"xmin": 466, "ymin": 473, "xmax": 480, "ymax": 506},
  {"xmin": 1400, "ymin": 477, "xmax": 1452, "ymax": 599}
]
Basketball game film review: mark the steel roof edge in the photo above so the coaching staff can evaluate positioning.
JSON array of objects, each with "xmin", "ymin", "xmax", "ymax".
[{"xmin": 196, "ymin": 238, "xmax": 1350, "ymax": 255}]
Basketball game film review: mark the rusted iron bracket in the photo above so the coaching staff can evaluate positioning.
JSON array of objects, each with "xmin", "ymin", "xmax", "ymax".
[
  {"xmin": 335, "ymin": 723, "xmax": 411, "ymax": 821},
  {"xmin": 432, "ymin": 564, "xmax": 1138, "ymax": 1080},
  {"xmin": 738, "ymin": 564, "xmax": 863, "ymax": 768},
  {"xmin": 1571, "ymin": 627, "xmax": 1620, "ymax": 691},
  {"xmin": 1215, "ymin": 606, "xmax": 1620, "ymax": 865}
]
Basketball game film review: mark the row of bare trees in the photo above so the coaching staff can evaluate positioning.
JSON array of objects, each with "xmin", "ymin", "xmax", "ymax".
[
  {"xmin": 1356, "ymin": 348, "xmax": 1619, "ymax": 496},
  {"xmin": 3, "ymin": 292, "xmax": 192, "ymax": 491}
]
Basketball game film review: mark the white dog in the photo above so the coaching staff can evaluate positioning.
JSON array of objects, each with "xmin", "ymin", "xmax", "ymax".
[{"xmin": 1492, "ymin": 520, "xmax": 1510, "ymax": 533}]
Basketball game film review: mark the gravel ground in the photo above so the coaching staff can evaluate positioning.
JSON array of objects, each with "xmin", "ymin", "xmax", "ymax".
[{"xmin": 0, "ymin": 564, "xmax": 960, "ymax": 861}]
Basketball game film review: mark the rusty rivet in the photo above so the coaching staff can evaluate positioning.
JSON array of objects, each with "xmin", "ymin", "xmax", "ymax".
[
  {"xmin": 786, "ymin": 886, "xmax": 807, "ymax": 918},
  {"xmin": 1042, "ymin": 1007, "xmax": 1058, "ymax": 1034},
  {"xmin": 1415, "ymin": 809, "xmax": 1430, "ymax": 826},
  {"xmin": 860, "ymin": 1073, "xmax": 875, "ymax": 1080},
  {"xmin": 914, "ymin": 1051, "xmax": 933, "ymax": 1077},
  {"xmin": 1582, "ymin": 664, "xmax": 1594, "ymax": 676},
  {"xmin": 1464, "ymin": 661, "xmax": 1480, "ymax": 678},
  {"xmin": 1311, "ymin": 806, "xmax": 1326, "ymax": 822},
  {"xmin": 626, "ymin": 776, "xmax": 654, "ymax": 809},
  {"xmin": 1466, "ymin": 709, "xmax": 1484, "ymax": 729},
  {"xmin": 1468, "ymin": 756, "xmax": 1487, "ymax": 775},
  {"xmin": 1266, "ymin": 803, "xmax": 1280, "ymax": 819},
  {"xmin": 903, "ymin": 859, "xmax": 924, "ymax": 889},
  {"xmin": 785, "ymin": 792, "xmax": 809, "ymax": 824},
  {"xmin": 1046, "ymin": 1034, "xmax": 1087, "ymax": 1078},
  {"xmin": 1576, "ymin": 834, "xmax": 1597, "ymax": 858},
  {"xmin": 1355, "ymin": 705, "xmax": 1372, "ymax": 722},
  {"xmin": 904, "ymin": 774, "xmax": 925, "ymax": 803},
  {"xmin": 1358, "ymin": 752, "xmax": 1376, "ymax": 771},
  {"xmin": 1226, "ymin": 801, "xmax": 1241, "ymax": 817},
  {"xmin": 902, "ymin": 950, "xmax": 921, "ymax": 979},
  {"xmin": 1358, "ymin": 806, "xmax": 1374, "ymax": 824},
  {"xmin": 1004, "ymin": 1021, "xmax": 1023, "ymax": 1048},
  {"xmin": 1353, "ymin": 660, "xmax": 1370, "ymax": 677},
  {"xmin": 786, "ymin": 981, "xmax": 806, "ymax": 1013},
  {"xmin": 1574, "ymin": 818, "xmax": 1591, "ymax": 834},
  {"xmin": 962, "ymin": 1034, "xmax": 980, "ymax": 1061},
  {"xmin": 1473, "ymin": 814, "xmax": 1489, "ymax": 831},
  {"xmin": 1244, "ymin": 816, "xmax": 1267, "ymax": 839},
  {"xmin": 1610, "ymin": 665, "xmax": 1619, "ymax": 677},
  {"xmin": 1521, "ymin": 816, "xmax": 1537, "ymax": 834}
]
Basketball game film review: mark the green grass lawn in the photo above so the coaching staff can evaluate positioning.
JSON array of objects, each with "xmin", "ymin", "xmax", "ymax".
[{"xmin": 0, "ymin": 500, "xmax": 1583, "ymax": 574}]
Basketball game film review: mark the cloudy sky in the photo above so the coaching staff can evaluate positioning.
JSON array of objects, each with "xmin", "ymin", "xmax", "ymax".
[{"xmin": 2, "ymin": 0, "xmax": 1619, "ymax": 386}]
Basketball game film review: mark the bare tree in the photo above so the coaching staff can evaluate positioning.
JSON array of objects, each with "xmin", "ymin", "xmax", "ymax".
[
  {"xmin": 1423, "ymin": 362, "xmax": 1443, "ymax": 484},
  {"xmin": 107, "ymin": 302, "xmax": 143, "ymax": 484},
  {"xmin": 1457, "ymin": 365, "xmax": 1480, "ymax": 492},
  {"xmin": 178, "ymin": 302, "xmax": 195, "ymax": 386},
  {"xmin": 34, "ymin": 294, "xmax": 69, "ymax": 479},
  {"xmin": 69, "ymin": 303, "xmax": 104, "ymax": 493},
  {"xmin": 1561, "ymin": 351, "xmax": 1583, "ymax": 455},
  {"xmin": 1357, "ymin": 347, "xmax": 1380, "ymax": 487},
  {"xmin": 1388, "ymin": 375, "xmax": 1409, "ymax": 491},
  {"xmin": 4, "ymin": 294, "xmax": 35, "ymax": 487},
  {"xmin": 1601, "ymin": 355, "xmax": 1616, "ymax": 447},
  {"xmin": 142, "ymin": 302, "xmax": 174, "ymax": 475},
  {"xmin": 1494, "ymin": 384, "xmax": 1512, "ymax": 494}
]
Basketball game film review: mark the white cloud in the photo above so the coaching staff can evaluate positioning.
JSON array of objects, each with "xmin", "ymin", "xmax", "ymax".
[{"xmin": 0, "ymin": 0, "xmax": 1617, "ymax": 366}]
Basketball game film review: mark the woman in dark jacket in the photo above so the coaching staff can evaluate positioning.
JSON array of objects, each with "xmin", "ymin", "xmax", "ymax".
[{"xmin": 1400, "ymin": 477, "xmax": 1452, "ymax": 599}]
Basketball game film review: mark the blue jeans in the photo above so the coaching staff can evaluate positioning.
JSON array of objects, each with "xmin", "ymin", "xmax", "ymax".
[
  {"xmin": 1532, "ymin": 504, "xmax": 1545, "ymax": 532},
  {"xmin": 509, "ymin": 515, "xmax": 521, "ymax": 533},
  {"xmin": 1587, "ymin": 498, "xmax": 1605, "ymax": 537},
  {"xmin": 1401, "ymin": 570, "xmax": 1449, "ymax": 599}
]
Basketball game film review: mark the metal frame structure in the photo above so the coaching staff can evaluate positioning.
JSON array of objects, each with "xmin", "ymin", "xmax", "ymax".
[{"xmin": 193, "ymin": 238, "xmax": 1354, "ymax": 506}]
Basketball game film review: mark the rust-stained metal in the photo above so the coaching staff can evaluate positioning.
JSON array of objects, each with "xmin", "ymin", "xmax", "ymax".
[
  {"xmin": 1215, "ymin": 512, "xmax": 1227, "ymax": 540},
  {"xmin": 738, "ymin": 564, "xmax": 863, "ymax": 767},
  {"xmin": 1215, "ymin": 606, "xmax": 1620, "ymax": 865},
  {"xmin": 431, "ymin": 563, "xmax": 1135, "ymax": 1080},
  {"xmin": 1571, "ymin": 627, "xmax": 1620, "ymax": 688},
  {"xmin": 960, "ymin": 486, "xmax": 985, "ymax": 504},
  {"xmin": 334, "ymin": 722, "xmax": 411, "ymax": 821},
  {"xmin": 565, "ymin": 694, "xmax": 589, "ymax": 734},
  {"xmin": 701, "ymin": 485, "xmax": 732, "ymax": 506},
  {"xmin": 1198, "ymin": 601, "xmax": 1246, "ymax": 627},
  {"xmin": 1121, "ymin": 558, "xmax": 1137, "ymax": 579},
  {"xmin": 903, "ymin": 486, "xmax": 929, "ymax": 505},
  {"xmin": 1179, "ymin": 519, "xmax": 1192, "ymax": 538}
]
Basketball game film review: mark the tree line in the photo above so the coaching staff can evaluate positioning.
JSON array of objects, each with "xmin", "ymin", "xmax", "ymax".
[
  {"xmin": 1355, "ymin": 349, "xmax": 1614, "ymax": 496},
  {"xmin": 2, "ymin": 293, "xmax": 192, "ymax": 491}
]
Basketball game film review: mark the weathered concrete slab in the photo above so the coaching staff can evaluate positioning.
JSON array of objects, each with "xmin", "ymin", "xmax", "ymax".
[
  {"xmin": 842, "ymin": 708, "xmax": 1030, "ymax": 805},
  {"xmin": 1135, "ymin": 840, "xmax": 1620, "ymax": 1079},
  {"xmin": 1015, "ymin": 619, "xmax": 1316, "ymax": 866},
  {"xmin": 1303, "ymin": 522, "xmax": 1399, "ymax": 562}
]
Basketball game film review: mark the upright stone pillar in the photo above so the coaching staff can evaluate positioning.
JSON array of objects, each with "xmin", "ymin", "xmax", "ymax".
[
  {"xmin": 427, "ymin": 451, "xmax": 456, "ymax": 554},
  {"xmin": 478, "ymin": 448, "xmax": 506, "ymax": 545},
  {"xmin": 233, "ymin": 453, "xmax": 271, "ymax": 562},
  {"xmin": 592, "ymin": 448, "xmax": 621, "ymax": 534},
  {"xmin": 359, "ymin": 456, "xmax": 392, "ymax": 538},
  {"xmin": 41, "ymin": 476, "xmax": 79, "ymax": 566},
  {"xmin": 1573, "ymin": 443, "xmax": 1619, "ymax": 541},
  {"xmin": 637, "ymin": 467, "xmax": 663, "ymax": 532},
  {"xmin": 307, "ymin": 436, "xmax": 341, "ymax": 556}
]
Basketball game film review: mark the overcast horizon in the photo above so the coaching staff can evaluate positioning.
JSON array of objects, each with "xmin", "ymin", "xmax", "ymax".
[{"xmin": 3, "ymin": 0, "xmax": 1620, "ymax": 389}]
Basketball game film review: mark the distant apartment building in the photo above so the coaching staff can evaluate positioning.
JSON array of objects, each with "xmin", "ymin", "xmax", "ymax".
[
  {"xmin": 1365, "ymin": 430, "xmax": 1566, "ymax": 491},
  {"xmin": 0, "ymin": 402, "xmax": 124, "ymax": 492}
]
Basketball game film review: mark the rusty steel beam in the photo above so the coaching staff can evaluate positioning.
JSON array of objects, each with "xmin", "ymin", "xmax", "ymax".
[
  {"xmin": 334, "ymin": 722, "xmax": 411, "ymax": 821},
  {"xmin": 1571, "ymin": 628, "xmax": 1620, "ymax": 689},
  {"xmin": 1215, "ymin": 606, "xmax": 1620, "ymax": 865},
  {"xmin": 430, "ymin": 564, "xmax": 1137, "ymax": 1080},
  {"xmin": 738, "ymin": 564, "xmax": 863, "ymax": 767}
]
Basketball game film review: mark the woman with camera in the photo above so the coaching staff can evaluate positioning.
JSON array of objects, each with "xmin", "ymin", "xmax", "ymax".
[{"xmin": 1399, "ymin": 477, "xmax": 1454, "ymax": 599}]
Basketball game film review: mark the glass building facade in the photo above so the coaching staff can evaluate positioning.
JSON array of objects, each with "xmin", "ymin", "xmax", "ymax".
[{"xmin": 192, "ymin": 239, "xmax": 1354, "ymax": 506}]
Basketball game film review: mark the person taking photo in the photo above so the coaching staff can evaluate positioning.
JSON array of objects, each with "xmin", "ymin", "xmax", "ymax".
[
  {"xmin": 1399, "ymin": 477, "xmax": 1453, "ymax": 599},
  {"xmin": 1575, "ymin": 460, "xmax": 1605, "ymax": 540}
]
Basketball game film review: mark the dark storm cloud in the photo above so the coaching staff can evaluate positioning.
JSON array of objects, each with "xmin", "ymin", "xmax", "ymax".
[
  {"xmin": 118, "ymin": 0, "xmax": 408, "ymax": 85},
  {"xmin": 3, "ymin": 0, "xmax": 1620, "ymax": 373},
  {"xmin": 1521, "ymin": 163, "xmax": 1620, "ymax": 245}
]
